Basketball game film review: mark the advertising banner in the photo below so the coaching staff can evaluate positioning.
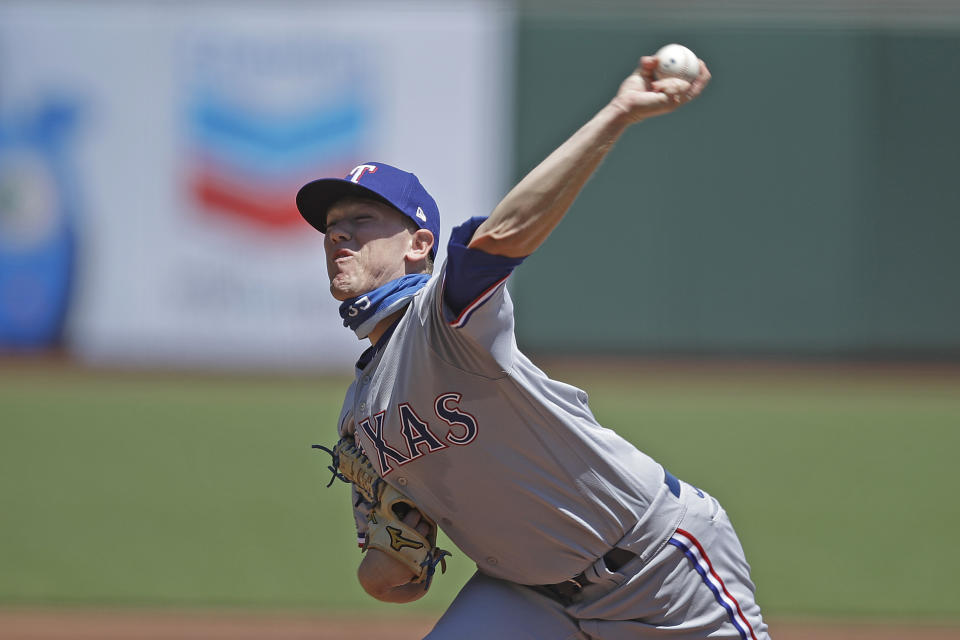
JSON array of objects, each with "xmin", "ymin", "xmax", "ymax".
[{"xmin": 0, "ymin": 1, "xmax": 511, "ymax": 368}]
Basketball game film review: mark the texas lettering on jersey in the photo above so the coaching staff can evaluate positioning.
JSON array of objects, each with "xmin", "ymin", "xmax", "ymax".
[{"xmin": 356, "ymin": 392, "xmax": 479, "ymax": 476}]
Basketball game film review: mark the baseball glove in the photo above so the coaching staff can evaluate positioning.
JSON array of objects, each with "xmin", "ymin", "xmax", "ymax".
[{"xmin": 313, "ymin": 436, "xmax": 451, "ymax": 589}]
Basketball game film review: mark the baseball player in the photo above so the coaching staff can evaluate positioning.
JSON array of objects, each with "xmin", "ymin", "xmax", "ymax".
[{"xmin": 298, "ymin": 52, "xmax": 770, "ymax": 639}]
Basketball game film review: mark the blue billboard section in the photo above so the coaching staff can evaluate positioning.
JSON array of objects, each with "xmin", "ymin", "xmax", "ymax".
[
  {"xmin": 0, "ymin": 99, "xmax": 80, "ymax": 349},
  {"xmin": 187, "ymin": 90, "xmax": 368, "ymax": 177}
]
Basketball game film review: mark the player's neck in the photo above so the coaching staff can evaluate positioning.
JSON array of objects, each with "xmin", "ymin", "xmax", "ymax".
[{"xmin": 367, "ymin": 309, "xmax": 406, "ymax": 345}]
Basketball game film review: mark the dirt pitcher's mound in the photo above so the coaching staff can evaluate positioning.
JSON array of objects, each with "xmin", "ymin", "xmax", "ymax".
[
  {"xmin": 0, "ymin": 609, "xmax": 958, "ymax": 640},
  {"xmin": 0, "ymin": 609, "xmax": 433, "ymax": 640}
]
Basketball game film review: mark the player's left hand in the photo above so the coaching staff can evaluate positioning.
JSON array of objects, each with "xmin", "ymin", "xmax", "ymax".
[
  {"xmin": 356, "ymin": 508, "xmax": 437, "ymax": 603},
  {"xmin": 610, "ymin": 55, "xmax": 711, "ymax": 124},
  {"xmin": 399, "ymin": 506, "xmax": 435, "ymax": 539}
]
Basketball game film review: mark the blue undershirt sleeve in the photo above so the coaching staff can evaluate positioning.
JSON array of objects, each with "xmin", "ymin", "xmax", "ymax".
[{"xmin": 443, "ymin": 216, "xmax": 526, "ymax": 318}]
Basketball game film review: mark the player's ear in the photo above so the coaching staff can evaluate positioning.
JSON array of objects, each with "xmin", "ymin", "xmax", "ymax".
[{"xmin": 406, "ymin": 228, "xmax": 434, "ymax": 263}]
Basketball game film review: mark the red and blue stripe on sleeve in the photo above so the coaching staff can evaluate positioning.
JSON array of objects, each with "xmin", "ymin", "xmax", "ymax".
[{"xmin": 443, "ymin": 216, "xmax": 525, "ymax": 328}]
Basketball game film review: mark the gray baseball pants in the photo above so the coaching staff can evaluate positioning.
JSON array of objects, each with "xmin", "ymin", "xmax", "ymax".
[{"xmin": 425, "ymin": 480, "xmax": 770, "ymax": 640}]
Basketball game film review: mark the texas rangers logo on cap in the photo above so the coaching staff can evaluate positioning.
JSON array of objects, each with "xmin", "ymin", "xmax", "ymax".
[
  {"xmin": 347, "ymin": 164, "xmax": 378, "ymax": 183},
  {"xmin": 296, "ymin": 161, "xmax": 441, "ymax": 257}
]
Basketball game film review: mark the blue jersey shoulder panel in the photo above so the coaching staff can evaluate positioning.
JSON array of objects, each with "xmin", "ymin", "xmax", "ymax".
[{"xmin": 443, "ymin": 216, "xmax": 525, "ymax": 317}]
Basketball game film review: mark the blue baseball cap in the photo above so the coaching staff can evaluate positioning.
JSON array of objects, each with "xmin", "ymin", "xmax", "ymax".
[{"xmin": 296, "ymin": 162, "xmax": 441, "ymax": 257}]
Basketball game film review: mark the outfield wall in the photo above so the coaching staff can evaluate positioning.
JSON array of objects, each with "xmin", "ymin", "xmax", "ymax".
[
  {"xmin": 3, "ymin": 2, "xmax": 958, "ymax": 368},
  {"xmin": 511, "ymin": 16, "xmax": 960, "ymax": 358}
]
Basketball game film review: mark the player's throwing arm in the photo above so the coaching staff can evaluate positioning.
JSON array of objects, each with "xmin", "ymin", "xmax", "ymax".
[{"xmin": 469, "ymin": 46, "xmax": 710, "ymax": 259}]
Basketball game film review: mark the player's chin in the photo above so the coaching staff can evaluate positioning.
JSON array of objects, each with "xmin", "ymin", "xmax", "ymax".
[{"xmin": 329, "ymin": 277, "xmax": 357, "ymax": 301}]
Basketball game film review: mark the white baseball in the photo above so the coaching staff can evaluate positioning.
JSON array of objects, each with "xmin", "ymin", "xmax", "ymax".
[{"xmin": 653, "ymin": 44, "xmax": 700, "ymax": 83}]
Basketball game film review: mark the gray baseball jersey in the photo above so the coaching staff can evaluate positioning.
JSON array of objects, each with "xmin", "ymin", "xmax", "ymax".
[
  {"xmin": 337, "ymin": 225, "xmax": 681, "ymax": 586},
  {"xmin": 333, "ymin": 216, "xmax": 769, "ymax": 639}
]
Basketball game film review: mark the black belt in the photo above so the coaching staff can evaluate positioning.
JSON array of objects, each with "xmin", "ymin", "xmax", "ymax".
[
  {"xmin": 536, "ymin": 469, "xmax": 681, "ymax": 606},
  {"xmin": 536, "ymin": 547, "xmax": 636, "ymax": 605}
]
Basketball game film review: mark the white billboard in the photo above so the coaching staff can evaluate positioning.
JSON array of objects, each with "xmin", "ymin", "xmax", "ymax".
[{"xmin": 0, "ymin": 1, "xmax": 512, "ymax": 369}]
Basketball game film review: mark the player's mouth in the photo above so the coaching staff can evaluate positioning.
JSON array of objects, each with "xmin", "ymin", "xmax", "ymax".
[{"xmin": 331, "ymin": 249, "xmax": 354, "ymax": 263}]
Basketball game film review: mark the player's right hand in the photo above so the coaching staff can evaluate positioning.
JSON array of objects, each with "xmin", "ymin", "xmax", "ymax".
[{"xmin": 610, "ymin": 56, "xmax": 711, "ymax": 123}]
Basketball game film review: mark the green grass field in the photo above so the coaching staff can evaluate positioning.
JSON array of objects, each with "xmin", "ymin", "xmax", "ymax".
[{"xmin": 2, "ymin": 360, "xmax": 958, "ymax": 622}]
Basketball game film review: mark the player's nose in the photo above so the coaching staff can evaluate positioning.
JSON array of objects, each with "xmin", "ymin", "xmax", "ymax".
[{"xmin": 325, "ymin": 222, "xmax": 351, "ymax": 245}]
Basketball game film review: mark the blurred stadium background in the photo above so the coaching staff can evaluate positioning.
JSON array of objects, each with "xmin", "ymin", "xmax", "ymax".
[{"xmin": 2, "ymin": 0, "xmax": 958, "ymax": 637}]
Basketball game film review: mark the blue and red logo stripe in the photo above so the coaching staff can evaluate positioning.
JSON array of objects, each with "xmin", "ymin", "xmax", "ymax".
[{"xmin": 185, "ymin": 90, "xmax": 369, "ymax": 230}]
